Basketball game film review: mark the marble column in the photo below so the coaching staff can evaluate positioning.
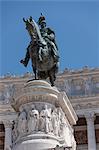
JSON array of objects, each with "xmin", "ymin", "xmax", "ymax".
[
  {"xmin": 85, "ymin": 112, "xmax": 96, "ymax": 150},
  {"xmin": 3, "ymin": 120, "xmax": 13, "ymax": 150}
]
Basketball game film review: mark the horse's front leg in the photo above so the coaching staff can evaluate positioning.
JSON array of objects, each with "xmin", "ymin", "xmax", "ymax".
[
  {"xmin": 32, "ymin": 65, "xmax": 37, "ymax": 80},
  {"xmin": 27, "ymin": 65, "xmax": 37, "ymax": 83}
]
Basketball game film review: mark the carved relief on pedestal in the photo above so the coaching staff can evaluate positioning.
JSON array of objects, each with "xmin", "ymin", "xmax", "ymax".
[
  {"xmin": 12, "ymin": 103, "xmax": 68, "ymax": 144},
  {"xmin": 17, "ymin": 106, "xmax": 28, "ymax": 135},
  {"xmin": 28, "ymin": 104, "xmax": 39, "ymax": 133},
  {"xmin": 39, "ymin": 104, "xmax": 52, "ymax": 133},
  {"xmin": 51, "ymin": 107, "xmax": 60, "ymax": 136}
]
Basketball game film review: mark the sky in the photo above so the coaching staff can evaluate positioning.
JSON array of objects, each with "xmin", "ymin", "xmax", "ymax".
[{"xmin": 0, "ymin": 0, "xmax": 99, "ymax": 76}]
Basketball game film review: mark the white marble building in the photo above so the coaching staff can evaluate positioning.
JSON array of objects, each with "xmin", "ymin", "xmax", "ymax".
[{"xmin": 0, "ymin": 66, "xmax": 99, "ymax": 150}]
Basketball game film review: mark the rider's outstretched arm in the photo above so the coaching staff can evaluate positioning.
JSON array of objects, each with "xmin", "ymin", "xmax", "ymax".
[{"xmin": 20, "ymin": 45, "xmax": 30, "ymax": 67}]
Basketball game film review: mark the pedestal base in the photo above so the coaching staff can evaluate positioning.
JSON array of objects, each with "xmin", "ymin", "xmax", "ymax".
[
  {"xmin": 13, "ymin": 134, "xmax": 61, "ymax": 150},
  {"xmin": 12, "ymin": 80, "xmax": 77, "ymax": 150}
]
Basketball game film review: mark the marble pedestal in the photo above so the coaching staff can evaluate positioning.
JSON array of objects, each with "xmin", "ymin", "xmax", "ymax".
[{"xmin": 11, "ymin": 80, "xmax": 77, "ymax": 150}]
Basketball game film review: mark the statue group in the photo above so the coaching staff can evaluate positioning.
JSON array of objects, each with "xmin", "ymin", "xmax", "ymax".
[
  {"xmin": 12, "ymin": 104, "xmax": 66, "ymax": 143},
  {"xmin": 20, "ymin": 14, "xmax": 59, "ymax": 86}
]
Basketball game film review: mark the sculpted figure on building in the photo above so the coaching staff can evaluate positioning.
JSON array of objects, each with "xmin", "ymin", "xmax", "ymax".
[
  {"xmin": 39, "ymin": 104, "xmax": 52, "ymax": 133},
  {"xmin": 17, "ymin": 107, "xmax": 27, "ymax": 135},
  {"xmin": 52, "ymin": 108, "xmax": 60, "ymax": 136},
  {"xmin": 28, "ymin": 105, "xmax": 39, "ymax": 133},
  {"xmin": 12, "ymin": 103, "xmax": 68, "ymax": 145}
]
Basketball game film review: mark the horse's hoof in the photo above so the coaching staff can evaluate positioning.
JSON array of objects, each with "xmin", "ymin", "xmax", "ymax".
[{"xmin": 51, "ymin": 83, "xmax": 54, "ymax": 87}]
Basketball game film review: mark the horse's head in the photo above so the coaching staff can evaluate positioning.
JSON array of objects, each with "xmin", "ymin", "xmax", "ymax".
[{"xmin": 23, "ymin": 17, "xmax": 36, "ymax": 40}]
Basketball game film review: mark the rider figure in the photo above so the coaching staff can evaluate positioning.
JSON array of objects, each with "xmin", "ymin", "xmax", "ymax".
[
  {"xmin": 38, "ymin": 14, "xmax": 59, "ymax": 62},
  {"xmin": 20, "ymin": 14, "xmax": 59, "ymax": 66}
]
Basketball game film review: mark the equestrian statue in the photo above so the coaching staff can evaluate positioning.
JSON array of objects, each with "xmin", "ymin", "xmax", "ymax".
[{"xmin": 20, "ymin": 14, "xmax": 59, "ymax": 86}]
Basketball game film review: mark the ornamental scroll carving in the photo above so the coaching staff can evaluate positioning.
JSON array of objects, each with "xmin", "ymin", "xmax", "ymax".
[{"xmin": 12, "ymin": 103, "xmax": 67, "ymax": 144}]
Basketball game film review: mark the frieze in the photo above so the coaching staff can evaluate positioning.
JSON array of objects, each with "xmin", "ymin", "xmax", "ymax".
[
  {"xmin": 12, "ymin": 103, "xmax": 68, "ymax": 144},
  {"xmin": 74, "ymin": 102, "xmax": 99, "ymax": 110}
]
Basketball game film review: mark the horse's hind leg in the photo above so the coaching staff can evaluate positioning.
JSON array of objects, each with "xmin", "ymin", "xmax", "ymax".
[
  {"xmin": 48, "ymin": 70, "xmax": 55, "ymax": 86},
  {"xmin": 49, "ymin": 64, "xmax": 57, "ymax": 86},
  {"xmin": 49, "ymin": 75, "xmax": 54, "ymax": 86}
]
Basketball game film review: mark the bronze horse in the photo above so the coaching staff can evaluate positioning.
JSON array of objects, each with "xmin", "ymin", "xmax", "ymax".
[{"xmin": 21, "ymin": 17, "xmax": 59, "ymax": 86}]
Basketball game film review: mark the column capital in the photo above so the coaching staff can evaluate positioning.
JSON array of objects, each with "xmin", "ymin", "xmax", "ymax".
[
  {"xmin": 84, "ymin": 112, "xmax": 96, "ymax": 122},
  {"xmin": 3, "ymin": 120, "xmax": 13, "ymax": 128}
]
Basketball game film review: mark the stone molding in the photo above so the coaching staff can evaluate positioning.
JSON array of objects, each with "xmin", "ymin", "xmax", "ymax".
[
  {"xmin": 58, "ymin": 92, "xmax": 77, "ymax": 125},
  {"xmin": 10, "ymin": 80, "xmax": 59, "ymax": 111}
]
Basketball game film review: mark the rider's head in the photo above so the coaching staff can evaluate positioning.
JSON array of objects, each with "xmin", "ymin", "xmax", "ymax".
[
  {"xmin": 40, "ymin": 21, "xmax": 46, "ymax": 29},
  {"xmin": 38, "ymin": 14, "xmax": 46, "ymax": 28}
]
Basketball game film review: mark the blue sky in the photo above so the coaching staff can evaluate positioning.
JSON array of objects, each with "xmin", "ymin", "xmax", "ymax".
[{"xmin": 0, "ymin": 0, "xmax": 99, "ymax": 76}]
